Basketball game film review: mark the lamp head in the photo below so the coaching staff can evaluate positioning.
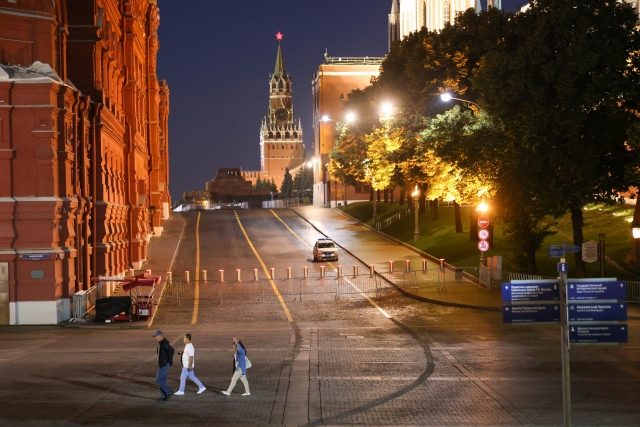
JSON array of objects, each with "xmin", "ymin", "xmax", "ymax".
[
  {"xmin": 440, "ymin": 92, "xmax": 452, "ymax": 102},
  {"xmin": 321, "ymin": 115, "xmax": 330, "ymax": 122},
  {"xmin": 346, "ymin": 112, "xmax": 356, "ymax": 123},
  {"xmin": 631, "ymin": 222, "xmax": 640, "ymax": 239},
  {"xmin": 381, "ymin": 103, "xmax": 393, "ymax": 115},
  {"xmin": 411, "ymin": 185, "xmax": 420, "ymax": 198},
  {"xmin": 476, "ymin": 201, "xmax": 489, "ymax": 212}
]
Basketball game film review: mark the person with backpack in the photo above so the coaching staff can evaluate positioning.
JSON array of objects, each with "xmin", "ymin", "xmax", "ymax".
[
  {"xmin": 153, "ymin": 330, "xmax": 174, "ymax": 401},
  {"xmin": 221, "ymin": 337, "xmax": 250, "ymax": 396}
]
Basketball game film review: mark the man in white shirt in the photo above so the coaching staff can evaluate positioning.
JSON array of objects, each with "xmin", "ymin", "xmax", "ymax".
[{"xmin": 174, "ymin": 334, "xmax": 206, "ymax": 395}]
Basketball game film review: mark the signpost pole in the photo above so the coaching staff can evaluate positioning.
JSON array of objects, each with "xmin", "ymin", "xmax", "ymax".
[{"xmin": 558, "ymin": 259, "xmax": 572, "ymax": 427}]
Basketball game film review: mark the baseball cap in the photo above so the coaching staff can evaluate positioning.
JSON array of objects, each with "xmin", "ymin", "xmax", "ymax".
[{"xmin": 152, "ymin": 330, "xmax": 163, "ymax": 337}]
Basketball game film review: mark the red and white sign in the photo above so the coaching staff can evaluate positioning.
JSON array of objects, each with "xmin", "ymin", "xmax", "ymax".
[
  {"xmin": 478, "ymin": 240, "xmax": 490, "ymax": 252},
  {"xmin": 478, "ymin": 216, "xmax": 490, "ymax": 228},
  {"xmin": 478, "ymin": 229, "xmax": 490, "ymax": 240}
]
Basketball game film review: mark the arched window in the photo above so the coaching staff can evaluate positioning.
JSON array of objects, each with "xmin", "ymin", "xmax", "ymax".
[
  {"xmin": 276, "ymin": 132, "xmax": 281, "ymax": 139},
  {"xmin": 293, "ymin": 132, "xmax": 298, "ymax": 139},
  {"xmin": 268, "ymin": 132, "xmax": 273, "ymax": 139},
  {"xmin": 285, "ymin": 132, "xmax": 290, "ymax": 139}
]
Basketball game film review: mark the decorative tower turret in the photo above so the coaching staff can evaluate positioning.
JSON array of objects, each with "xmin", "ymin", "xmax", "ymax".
[
  {"xmin": 259, "ymin": 32, "xmax": 304, "ymax": 189},
  {"xmin": 388, "ymin": 0, "xmax": 400, "ymax": 51}
]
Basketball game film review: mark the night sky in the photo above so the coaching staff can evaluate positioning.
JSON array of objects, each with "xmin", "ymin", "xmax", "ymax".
[{"xmin": 156, "ymin": 0, "xmax": 529, "ymax": 203}]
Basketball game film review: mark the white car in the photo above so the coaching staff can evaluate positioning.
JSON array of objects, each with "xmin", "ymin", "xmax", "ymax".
[{"xmin": 313, "ymin": 238, "xmax": 339, "ymax": 262}]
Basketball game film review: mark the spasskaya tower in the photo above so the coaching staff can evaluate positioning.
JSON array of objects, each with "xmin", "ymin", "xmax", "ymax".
[{"xmin": 259, "ymin": 32, "xmax": 304, "ymax": 188}]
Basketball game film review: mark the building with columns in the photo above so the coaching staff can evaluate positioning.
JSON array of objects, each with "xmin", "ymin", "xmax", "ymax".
[
  {"xmin": 389, "ymin": 0, "xmax": 501, "ymax": 38},
  {"xmin": 0, "ymin": 0, "xmax": 170, "ymax": 325}
]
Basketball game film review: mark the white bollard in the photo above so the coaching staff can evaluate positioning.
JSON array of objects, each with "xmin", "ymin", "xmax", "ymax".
[
  {"xmin": 337, "ymin": 266, "xmax": 342, "ymax": 277},
  {"xmin": 388, "ymin": 261, "xmax": 394, "ymax": 273},
  {"xmin": 219, "ymin": 269, "xmax": 224, "ymax": 282},
  {"xmin": 287, "ymin": 267, "xmax": 292, "ymax": 279},
  {"xmin": 320, "ymin": 265, "xmax": 325, "ymax": 278},
  {"xmin": 167, "ymin": 271, "xmax": 173, "ymax": 282},
  {"xmin": 422, "ymin": 259, "xmax": 427, "ymax": 272},
  {"xmin": 405, "ymin": 259, "xmax": 411, "ymax": 272},
  {"xmin": 184, "ymin": 271, "xmax": 190, "ymax": 283},
  {"xmin": 303, "ymin": 266, "xmax": 308, "ymax": 278},
  {"xmin": 236, "ymin": 269, "xmax": 242, "ymax": 282},
  {"xmin": 439, "ymin": 259, "xmax": 445, "ymax": 270},
  {"xmin": 129, "ymin": 268, "xmax": 135, "ymax": 277},
  {"xmin": 369, "ymin": 265, "xmax": 375, "ymax": 277},
  {"xmin": 146, "ymin": 269, "xmax": 151, "ymax": 275},
  {"xmin": 270, "ymin": 267, "xmax": 275, "ymax": 280},
  {"xmin": 202, "ymin": 270, "xmax": 207, "ymax": 281},
  {"xmin": 353, "ymin": 265, "xmax": 358, "ymax": 277}
]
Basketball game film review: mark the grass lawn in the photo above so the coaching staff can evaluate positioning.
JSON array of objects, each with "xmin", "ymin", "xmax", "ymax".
[{"xmin": 339, "ymin": 201, "xmax": 637, "ymax": 279}]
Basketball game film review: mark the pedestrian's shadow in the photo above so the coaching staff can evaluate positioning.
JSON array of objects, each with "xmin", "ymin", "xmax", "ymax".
[{"xmin": 31, "ymin": 374, "xmax": 156, "ymax": 400}]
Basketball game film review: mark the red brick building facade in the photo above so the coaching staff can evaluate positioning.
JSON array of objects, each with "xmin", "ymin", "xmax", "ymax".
[{"xmin": 0, "ymin": 0, "xmax": 170, "ymax": 325}]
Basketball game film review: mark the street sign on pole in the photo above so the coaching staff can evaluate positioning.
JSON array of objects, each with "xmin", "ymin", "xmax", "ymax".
[
  {"xmin": 478, "ymin": 240, "xmax": 490, "ymax": 252},
  {"xmin": 478, "ymin": 216, "xmax": 489, "ymax": 228},
  {"xmin": 502, "ymin": 304, "xmax": 560, "ymax": 323},
  {"xmin": 548, "ymin": 245, "xmax": 580, "ymax": 253},
  {"xmin": 568, "ymin": 303, "xmax": 627, "ymax": 322},
  {"xmin": 548, "ymin": 248, "xmax": 565, "ymax": 258},
  {"xmin": 567, "ymin": 281, "xmax": 626, "ymax": 301},
  {"xmin": 502, "ymin": 281, "xmax": 560, "ymax": 302},
  {"xmin": 569, "ymin": 325, "xmax": 628, "ymax": 344},
  {"xmin": 478, "ymin": 229, "xmax": 490, "ymax": 240}
]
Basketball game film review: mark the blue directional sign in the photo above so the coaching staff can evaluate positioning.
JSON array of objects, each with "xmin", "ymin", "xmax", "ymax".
[
  {"xmin": 568, "ymin": 303, "xmax": 627, "ymax": 322},
  {"xmin": 569, "ymin": 325, "xmax": 628, "ymax": 343},
  {"xmin": 548, "ymin": 245, "xmax": 580, "ymax": 253},
  {"xmin": 548, "ymin": 248, "xmax": 565, "ymax": 258},
  {"xmin": 21, "ymin": 253, "xmax": 50, "ymax": 260},
  {"xmin": 502, "ymin": 281, "xmax": 560, "ymax": 303},
  {"xmin": 567, "ymin": 281, "xmax": 626, "ymax": 301},
  {"xmin": 503, "ymin": 304, "xmax": 560, "ymax": 324}
]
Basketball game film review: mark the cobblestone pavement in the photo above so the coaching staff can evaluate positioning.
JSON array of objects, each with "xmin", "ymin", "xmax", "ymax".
[{"xmin": 1, "ymin": 210, "xmax": 639, "ymax": 426}]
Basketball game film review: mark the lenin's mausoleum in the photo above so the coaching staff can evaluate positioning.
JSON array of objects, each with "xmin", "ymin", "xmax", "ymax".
[{"xmin": 0, "ymin": 0, "xmax": 171, "ymax": 325}]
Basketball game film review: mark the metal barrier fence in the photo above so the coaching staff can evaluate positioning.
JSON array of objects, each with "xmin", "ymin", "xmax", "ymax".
[
  {"xmin": 70, "ymin": 281, "xmax": 118, "ymax": 322},
  {"xmin": 626, "ymin": 281, "xmax": 640, "ymax": 303}
]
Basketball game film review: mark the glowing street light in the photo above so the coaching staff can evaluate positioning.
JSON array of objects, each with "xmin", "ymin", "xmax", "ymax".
[
  {"xmin": 440, "ymin": 92, "xmax": 481, "ymax": 113},
  {"xmin": 321, "ymin": 115, "xmax": 331, "ymax": 122},
  {"xmin": 346, "ymin": 112, "xmax": 356, "ymax": 123},
  {"xmin": 381, "ymin": 103, "xmax": 393, "ymax": 116},
  {"xmin": 412, "ymin": 185, "xmax": 420, "ymax": 242},
  {"xmin": 476, "ymin": 200, "xmax": 488, "ymax": 212},
  {"xmin": 306, "ymin": 161, "xmax": 312, "ymax": 167}
]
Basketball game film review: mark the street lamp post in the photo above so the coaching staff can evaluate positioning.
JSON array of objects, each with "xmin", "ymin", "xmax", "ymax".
[
  {"xmin": 632, "ymin": 224, "xmax": 640, "ymax": 280},
  {"xmin": 440, "ymin": 92, "xmax": 481, "ymax": 114},
  {"xmin": 412, "ymin": 186, "xmax": 420, "ymax": 241}
]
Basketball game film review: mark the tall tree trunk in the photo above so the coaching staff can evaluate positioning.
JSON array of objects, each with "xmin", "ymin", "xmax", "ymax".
[
  {"xmin": 383, "ymin": 188, "xmax": 389, "ymax": 203},
  {"xmin": 390, "ymin": 187, "xmax": 395, "ymax": 203},
  {"xmin": 369, "ymin": 186, "xmax": 373, "ymax": 201},
  {"xmin": 469, "ymin": 208, "xmax": 479, "ymax": 242},
  {"xmin": 454, "ymin": 201, "xmax": 463, "ymax": 233},
  {"xmin": 526, "ymin": 239, "xmax": 538, "ymax": 274},
  {"xmin": 571, "ymin": 207, "xmax": 586, "ymax": 278},
  {"xmin": 344, "ymin": 184, "xmax": 348, "ymax": 207},
  {"xmin": 399, "ymin": 187, "xmax": 406, "ymax": 206},
  {"xmin": 430, "ymin": 198, "xmax": 439, "ymax": 221},
  {"xmin": 376, "ymin": 189, "xmax": 381, "ymax": 202},
  {"xmin": 418, "ymin": 184, "xmax": 427, "ymax": 214}
]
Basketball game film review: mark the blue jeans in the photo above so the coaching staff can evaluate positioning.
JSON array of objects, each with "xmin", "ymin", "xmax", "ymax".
[
  {"xmin": 155, "ymin": 364, "xmax": 173, "ymax": 398},
  {"xmin": 179, "ymin": 367, "xmax": 204, "ymax": 392}
]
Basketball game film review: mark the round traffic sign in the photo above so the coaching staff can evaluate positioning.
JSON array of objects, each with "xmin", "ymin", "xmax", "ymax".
[
  {"xmin": 478, "ymin": 229, "xmax": 490, "ymax": 240},
  {"xmin": 478, "ymin": 240, "xmax": 490, "ymax": 252},
  {"xmin": 478, "ymin": 216, "xmax": 490, "ymax": 228}
]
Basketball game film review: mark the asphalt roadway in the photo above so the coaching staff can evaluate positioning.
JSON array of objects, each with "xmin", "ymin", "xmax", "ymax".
[{"xmin": 1, "ymin": 209, "xmax": 639, "ymax": 426}]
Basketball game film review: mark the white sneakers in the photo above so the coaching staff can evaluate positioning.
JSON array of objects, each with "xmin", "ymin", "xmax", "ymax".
[
  {"xmin": 221, "ymin": 391, "xmax": 230, "ymax": 396},
  {"xmin": 242, "ymin": 392, "xmax": 250, "ymax": 396},
  {"xmin": 174, "ymin": 391, "xmax": 185, "ymax": 396},
  {"xmin": 197, "ymin": 387, "xmax": 206, "ymax": 394}
]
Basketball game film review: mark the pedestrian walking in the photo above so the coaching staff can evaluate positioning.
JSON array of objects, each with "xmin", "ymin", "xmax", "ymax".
[
  {"xmin": 153, "ymin": 330, "xmax": 174, "ymax": 401},
  {"xmin": 174, "ymin": 334, "xmax": 206, "ymax": 395},
  {"xmin": 221, "ymin": 337, "xmax": 250, "ymax": 396}
]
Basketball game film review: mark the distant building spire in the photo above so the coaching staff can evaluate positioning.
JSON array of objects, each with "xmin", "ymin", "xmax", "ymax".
[
  {"xmin": 476, "ymin": 0, "xmax": 482, "ymax": 14},
  {"xmin": 273, "ymin": 32, "xmax": 287, "ymax": 78},
  {"xmin": 388, "ymin": 0, "xmax": 400, "ymax": 52}
]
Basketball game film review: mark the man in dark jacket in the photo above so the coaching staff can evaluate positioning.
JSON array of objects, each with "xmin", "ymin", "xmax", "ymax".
[{"xmin": 153, "ymin": 330, "xmax": 174, "ymax": 401}]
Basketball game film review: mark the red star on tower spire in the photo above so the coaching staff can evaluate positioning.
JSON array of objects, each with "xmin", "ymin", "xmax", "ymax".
[{"xmin": 275, "ymin": 31, "xmax": 284, "ymax": 41}]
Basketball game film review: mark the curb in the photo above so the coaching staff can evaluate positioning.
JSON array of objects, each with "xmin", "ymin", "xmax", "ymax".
[
  {"xmin": 291, "ymin": 207, "xmax": 501, "ymax": 312},
  {"xmin": 63, "ymin": 321, "xmax": 148, "ymax": 330}
]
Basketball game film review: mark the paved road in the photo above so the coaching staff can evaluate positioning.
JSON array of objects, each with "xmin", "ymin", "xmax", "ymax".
[{"xmin": 1, "ymin": 209, "xmax": 639, "ymax": 426}]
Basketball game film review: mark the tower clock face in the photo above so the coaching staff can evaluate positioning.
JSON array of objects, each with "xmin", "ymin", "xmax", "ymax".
[{"xmin": 275, "ymin": 107, "xmax": 289, "ymax": 122}]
